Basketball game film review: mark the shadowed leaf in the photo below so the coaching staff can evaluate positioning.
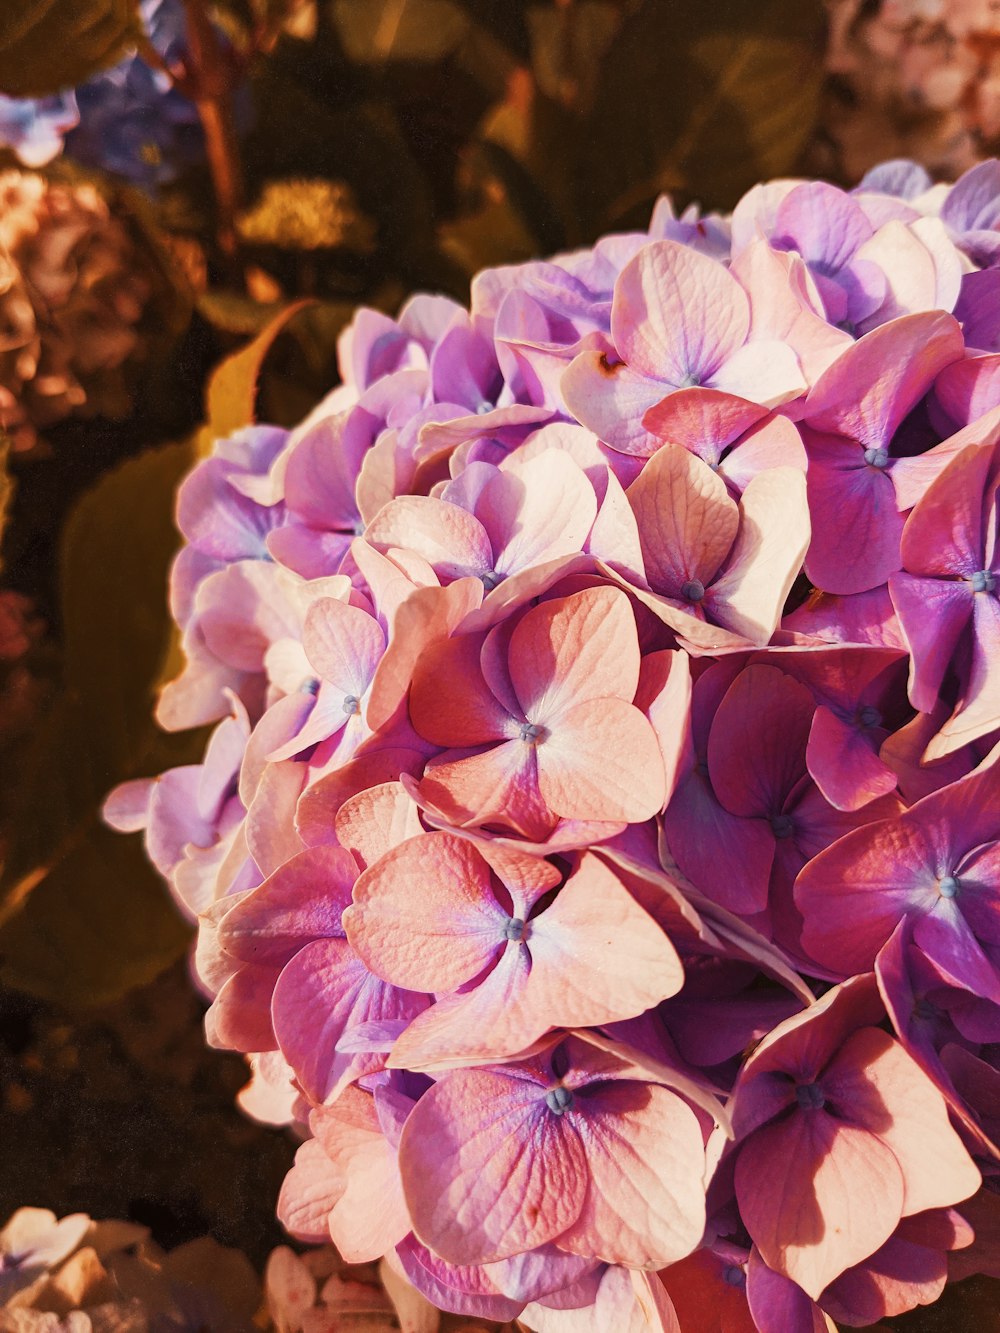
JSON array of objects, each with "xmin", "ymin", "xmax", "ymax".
[
  {"xmin": 0, "ymin": 821, "xmax": 191, "ymax": 1007},
  {"xmin": 0, "ymin": 0, "xmax": 139, "ymax": 97},
  {"xmin": 581, "ymin": 0, "xmax": 826, "ymax": 226},
  {"xmin": 0, "ymin": 441, "xmax": 204, "ymax": 1001}
]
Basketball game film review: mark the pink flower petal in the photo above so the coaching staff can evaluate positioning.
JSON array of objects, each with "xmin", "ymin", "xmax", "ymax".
[
  {"xmin": 345, "ymin": 832, "xmax": 510, "ymax": 992},
  {"xmin": 803, "ymin": 312, "xmax": 964, "ymax": 450},
  {"xmin": 731, "ymin": 238, "xmax": 853, "ymax": 384},
  {"xmin": 278, "ymin": 1138, "xmax": 343, "ymax": 1243},
  {"xmin": 218, "ymin": 845, "xmax": 355, "ymax": 964},
  {"xmin": 409, "ymin": 631, "xmax": 514, "ymax": 747},
  {"xmin": 537, "ymin": 696, "xmax": 666, "ymax": 824},
  {"xmin": 612, "ymin": 241, "xmax": 749, "ymax": 384},
  {"xmin": 557, "ymin": 1080, "xmax": 706, "ymax": 1268},
  {"xmin": 708, "ymin": 665, "xmax": 815, "ymax": 818},
  {"xmin": 719, "ymin": 415, "xmax": 807, "ymax": 494},
  {"xmin": 635, "ymin": 649, "xmax": 692, "ymax": 811},
  {"xmin": 388, "ymin": 942, "xmax": 534, "ymax": 1069},
  {"xmin": 304, "ymin": 598, "xmax": 387, "ymax": 694},
  {"xmin": 508, "ymin": 586, "xmax": 641, "ymax": 721},
  {"xmin": 333, "ymin": 782, "xmax": 424, "ymax": 870},
  {"xmin": 560, "ymin": 351, "xmax": 665, "ymax": 456},
  {"xmin": 710, "ymin": 467, "xmax": 810, "ymax": 643},
  {"xmin": 310, "ymin": 1087, "xmax": 410, "ymax": 1263},
  {"xmin": 662, "ymin": 766, "xmax": 775, "ymax": 916},
  {"xmin": 393, "ymin": 1237, "xmax": 525, "ymax": 1322},
  {"xmin": 524, "ymin": 1266, "xmax": 680, "ymax": 1333},
  {"xmin": 271, "ymin": 938, "xmax": 427, "ymax": 1104},
  {"xmin": 744, "ymin": 1247, "xmax": 828, "ymax": 1333},
  {"xmin": 889, "ymin": 573, "xmax": 974, "ymax": 714},
  {"xmin": 736, "ymin": 1111, "xmax": 904, "ymax": 1299},
  {"xmin": 399, "ymin": 1067, "xmax": 588, "ymax": 1265},
  {"xmin": 899, "ymin": 441, "xmax": 995, "ymax": 577},
  {"xmin": 711, "ymin": 339, "xmax": 806, "ymax": 408},
  {"xmin": 807, "ymin": 705, "xmax": 898, "ymax": 812},
  {"xmin": 823, "ymin": 1026, "xmax": 980, "ymax": 1217},
  {"xmin": 245, "ymin": 761, "xmax": 306, "ymax": 876},
  {"xmin": 521, "ymin": 853, "xmax": 684, "ymax": 1026},
  {"xmin": 643, "ymin": 387, "xmax": 767, "ymax": 464},
  {"xmin": 296, "ymin": 747, "xmax": 428, "ymax": 848},
  {"xmin": 890, "ymin": 403, "xmax": 1000, "ymax": 512},
  {"xmin": 794, "ymin": 830, "xmax": 924, "ymax": 977},
  {"xmin": 820, "ymin": 1224, "xmax": 949, "ymax": 1326},
  {"xmin": 366, "ymin": 496, "xmax": 493, "ymax": 580},
  {"xmin": 418, "ymin": 738, "xmax": 553, "ymax": 841},
  {"xmin": 206, "ymin": 963, "xmax": 281, "ymax": 1053},
  {"xmin": 934, "ymin": 591, "xmax": 1000, "ymax": 753},
  {"xmin": 367, "ymin": 579, "xmax": 483, "ymax": 734},
  {"xmin": 626, "ymin": 446, "xmax": 739, "ymax": 597},
  {"xmin": 102, "ymin": 778, "xmax": 153, "ymax": 833},
  {"xmin": 483, "ymin": 451, "xmax": 598, "ymax": 576},
  {"xmin": 803, "ymin": 442, "xmax": 903, "ymax": 596}
]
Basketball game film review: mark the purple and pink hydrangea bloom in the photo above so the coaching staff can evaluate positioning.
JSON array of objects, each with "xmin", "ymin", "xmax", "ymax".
[{"xmin": 106, "ymin": 160, "xmax": 1000, "ymax": 1328}]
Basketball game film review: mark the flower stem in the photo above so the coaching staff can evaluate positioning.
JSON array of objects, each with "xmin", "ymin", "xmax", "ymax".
[{"xmin": 180, "ymin": 0, "xmax": 245, "ymax": 271}]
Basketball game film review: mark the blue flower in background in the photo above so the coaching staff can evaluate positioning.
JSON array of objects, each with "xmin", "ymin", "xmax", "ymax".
[
  {"xmin": 0, "ymin": 0, "xmax": 249, "ymax": 194},
  {"xmin": 0, "ymin": 92, "xmax": 79, "ymax": 167},
  {"xmin": 64, "ymin": 0, "xmax": 204, "ymax": 191},
  {"xmin": 66, "ymin": 60, "xmax": 203, "ymax": 190},
  {"xmin": 141, "ymin": 0, "xmax": 190, "ymax": 62}
]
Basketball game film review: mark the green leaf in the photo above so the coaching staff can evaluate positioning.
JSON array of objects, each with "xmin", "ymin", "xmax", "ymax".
[
  {"xmin": 438, "ymin": 188, "xmax": 542, "ymax": 276},
  {"xmin": 255, "ymin": 300, "xmax": 358, "ymax": 428},
  {"xmin": 198, "ymin": 298, "xmax": 313, "ymax": 454},
  {"xmin": 331, "ymin": 0, "xmax": 471, "ymax": 64},
  {"xmin": 0, "ymin": 821, "xmax": 191, "ymax": 1008},
  {"xmin": 197, "ymin": 290, "xmax": 288, "ymax": 337},
  {"xmin": 0, "ymin": 440, "xmax": 203, "ymax": 1002},
  {"xmin": 579, "ymin": 0, "xmax": 827, "ymax": 227},
  {"xmin": 0, "ymin": 0, "xmax": 139, "ymax": 97}
]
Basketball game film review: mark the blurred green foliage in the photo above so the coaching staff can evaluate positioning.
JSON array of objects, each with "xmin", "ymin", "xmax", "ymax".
[{"xmin": 0, "ymin": 0, "xmax": 139, "ymax": 97}]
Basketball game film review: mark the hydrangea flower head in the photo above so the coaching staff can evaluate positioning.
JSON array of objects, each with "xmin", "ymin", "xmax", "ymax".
[{"xmin": 108, "ymin": 158, "xmax": 1000, "ymax": 1328}]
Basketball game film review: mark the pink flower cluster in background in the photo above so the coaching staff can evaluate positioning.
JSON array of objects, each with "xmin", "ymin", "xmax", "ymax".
[
  {"xmin": 826, "ymin": 0, "xmax": 1000, "ymax": 179},
  {"xmin": 0, "ymin": 1206, "xmax": 496, "ymax": 1332},
  {"xmin": 0, "ymin": 170, "xmax": 155, "ymax": 453},
  {"xmin": 108, "ymin": 158, "xmax": 1000, "ymax": 1330},
  {"xmin": 0, "ymin": 1205, "xmax": 259, "ymax": 1330}
]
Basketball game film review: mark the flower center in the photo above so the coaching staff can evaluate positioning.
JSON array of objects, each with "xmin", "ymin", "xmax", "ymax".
[
  {"xmin": 343, "ymin": 694, "xmax": 361, "ymax": 714},
  {"xmin": 858, "ymin": 705, "xmax": 882, "ymax": 728},
  {"xmin": 722, "ymin": 1265, "xmax": 746, "ymax": 1288},
  {"xmin": 520, "ymin": 722, "xmax": 544, "ymax": 744},
  {"xmin": 504, "ymin": 917, "xmax": 526, "ymax": 942},
  {"xmin": 971, "ymin": 569, "xmax": 996, "ymax": 594},
  {"xmin": 863, "ymin": 447, "xmax": 889, "ymax": 468},
  {"xmin": 770, "ymin": 813, "xmax": 794, "ymax": 839},
  {"xmin": 545, "ymin": 1086, "xmax": 575, "ymax": 1115},
  {"xmin": 795, "ymin": 1082, "xmax": 826, "ymax": 1110},
  {"xmin": 480, "ymin": 569, "xmax": 502, "ymax": 591},
  {"xmin": 938, "ymin": 875, "xmax": 960, "ymax": 900},
  {"xmin": 681, "ymin": 578, "xmax": 705, "ymax": 603}
]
